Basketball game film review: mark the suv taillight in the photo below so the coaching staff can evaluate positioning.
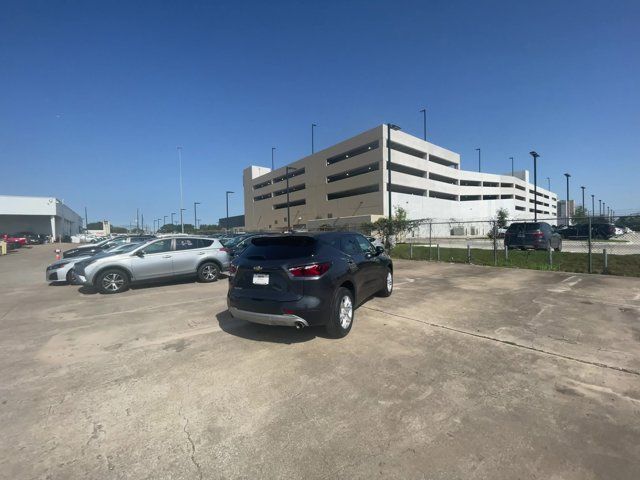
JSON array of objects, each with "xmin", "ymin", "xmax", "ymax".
[
  {"xmin": 288, "ymin": 262, "xmax": 331, "ymax": 277},
  {"xmin": 229, "ymin": 264, "xmax": 237, "ymax": 275},
  {"xmin": 220, "ymin": 247, "xmax": 231, "ymax": 253},
  {"xmin": 532, "ymin": 231, "xmax": 544, "ymax": 238}
]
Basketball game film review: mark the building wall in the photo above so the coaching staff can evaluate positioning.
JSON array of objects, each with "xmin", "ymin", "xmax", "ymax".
[
  {"xmin": 0, "ymin": 195, "xmax": 83, "ymax": 238},
  {"xmin": 242, "ymin": 126, "xmax": 558, "ymax": 234}
]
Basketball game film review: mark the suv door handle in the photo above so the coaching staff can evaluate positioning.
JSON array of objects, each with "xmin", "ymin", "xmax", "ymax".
[{"xmin": 163, "ymin": 255, "xmax": 172, "ymax": 258}]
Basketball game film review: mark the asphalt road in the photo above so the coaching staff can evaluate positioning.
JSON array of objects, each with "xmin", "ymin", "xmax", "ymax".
[{"xmin": 1, "ymin": 244, "xmax": 640, "ymax": 479}]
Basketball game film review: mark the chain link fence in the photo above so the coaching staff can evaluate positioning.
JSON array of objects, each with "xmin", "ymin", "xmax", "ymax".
[{"xmin": 318, "ymin": 214, "xmax": 640, "ymax": 277}]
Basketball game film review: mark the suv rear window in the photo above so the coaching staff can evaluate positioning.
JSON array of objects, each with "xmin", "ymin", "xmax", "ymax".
[
  {"xmin": 242, "ymin": 236, "xmax": 316, "ymax": 260},
  {"xmin": 507, "ymin": 223, "xmax": 542, "ymax": 232}
]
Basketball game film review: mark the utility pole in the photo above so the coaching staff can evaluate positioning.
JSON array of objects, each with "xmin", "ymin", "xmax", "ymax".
[
  {"xmin": 84, "ymin": 207, "xmax": 88, "ymax": 231},
  {"xmin": 194, "ymin": 202, "xmax": 200, "ymax": 230},
  {"xmin": 580, "ymin": 186, "xmax": 585, "ymax": 214},
  {"xmin": 141, "ymin": 213, "xmax": 144, "ymax": 233},
  {"xmin": 564, "ymin": 173, "xmax": 571, "ymax": 225},
  {"xmin": 136, "ymin": 208, "xmax": 140, "ymax": 232},
  {"xmin": 420, "ymin": 108, "xmax": 427, "ymax": 140},
  {"xmin": 591, "ymin": 194, "xmax": 595, "ymax": 217},
  {"xmin": 475, "ymin": 148, "xmax": 481, "ymax": 172},
  {"xmin": 177, "ymin": 146, "xmax": 184, "ymax": 233}
]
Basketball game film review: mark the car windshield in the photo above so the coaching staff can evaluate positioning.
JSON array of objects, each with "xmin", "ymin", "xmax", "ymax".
[
  {"xmin": 221, "ymin": 236, "xmax": 247, "ymax": 248},
  {"xmin": 106, "ymin": 242, "xmax": 141, "ymax": 253},
  {"xmin": 242, "ymin": 236, "xmax": 316, "ymax": 260}
]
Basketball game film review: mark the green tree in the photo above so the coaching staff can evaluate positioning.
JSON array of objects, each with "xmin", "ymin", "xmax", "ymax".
[
  {"xmin": 616, "ymin": 214, "xmax": 640, "ymax": 231},
  {"xmin": 363, "ymin": 207, "xmax": 413, "ymax": 247},
  {"xmin": 573, "ymin": 206, "xmax": 588, "ymax": 224},
  {"xmin": 86, "ymin": 222, "xmax": 103, "ymax": 230},
  {"xmin": 496, "ymin": 208, "xmax": 509, "ymax": 229}
]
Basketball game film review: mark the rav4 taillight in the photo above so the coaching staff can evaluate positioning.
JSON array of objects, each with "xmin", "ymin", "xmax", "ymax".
[
  {"xmin": 532, "ymin": 231, "xmax": 544, "ymax": 238},
  {"xmin": 288, "ymin": 262, "xmax": 331, "ymax": 277},
  {"xmin": 220, "ymin": 247, "xmax": 231, "ymax": 253}
]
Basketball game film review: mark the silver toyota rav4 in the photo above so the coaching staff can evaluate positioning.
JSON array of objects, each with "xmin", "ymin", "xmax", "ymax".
[{"xmin": 74, "ymin": 236, "xmax": 230, "ymax": 294}]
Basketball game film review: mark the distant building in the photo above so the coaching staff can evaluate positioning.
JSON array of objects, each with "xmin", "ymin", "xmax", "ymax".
[
  {"xmin": 0, "ymin": 195, "xmax": 83, "ymax": 239},
  {"xmin": 557, "ymin": 200, "xmax": 575, "ymax": 225},
  {"xmin": 242, "ymin": 125, "xmax": 558, "ymax": 235},
  {"xmin": 218, "ymin": 214, "xmax": 245, "ymax": 231}
]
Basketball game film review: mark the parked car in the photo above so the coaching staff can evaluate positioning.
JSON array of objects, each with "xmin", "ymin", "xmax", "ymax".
[
  {"xmin": 0, "ymin": 234, "xmax": 26, "ymax": 248},
  {"xmin": 62, "ymin": 235, "xmax": 156, "ymax": 258},
  {"xmin": 15, "ymin": 232, "xmax": 44, "ymax": 244},
  {"xmin": 45, "ymin": 242, "xmax": 144, "ymax": 284},
  {"xmin": 227, "ymin": 232, "xmax": 393, "ymax": 338},
  {"xmin": 558, "ymin": 222, "xmax": 616, "ymax": 240},
  {"xmin": 74, "ymin": 236, "xmax": 230, "ymax": 294},
  {"xmin": 504, "ymin": 222, "xmax": 562, "ymax": 251}
]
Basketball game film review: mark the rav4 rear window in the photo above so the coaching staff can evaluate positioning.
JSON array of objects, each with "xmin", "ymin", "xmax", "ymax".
[
  {"xmin": 507, "ymin": 223, "xmax": 543, "ymax": 232},
  {"xmin": 242, "ymin": 236, "xmax": 316, "ymax": 260}
]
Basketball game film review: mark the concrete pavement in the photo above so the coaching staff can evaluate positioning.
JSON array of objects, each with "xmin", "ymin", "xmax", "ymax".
[{"xmin": 1, "ymin": 244, "xmax": 639, "ymax": 479}]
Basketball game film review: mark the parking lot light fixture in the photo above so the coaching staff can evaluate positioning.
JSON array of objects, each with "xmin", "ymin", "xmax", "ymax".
[
  {"xmin": 194, "ymin": 202, "xmax": 201, "ymax": 230},
  {"xmin": 564, "ymin": 173, "xmax": 571, "ymax": 225},
  {"xmin": 475, "ymin": 148, "xmax": 481, "ymax": 173},
  {"xmin": 591, "ymin": 194, "xmax": 595, "ymax": 217},
  {"xmin": 180, "ymin": 208, "xmax": 186, "ymax": 233},
  {"xmin": 225, "ymin": 191, "xmax": 234, "ymax": 233},
  {"xmin": 171, "ymin": 212, "xmax": 176, "ymax": 226},
  {"xmin": 580, "ymin": 186, "xmax": 586, "ymax": 214},
  {"xmin": 163, "ymin": 215, "xmax": 168, "ymax": 226},
  {"xmin": 529, "ymin": 151, "xmax": 540, "ymax": 222}
]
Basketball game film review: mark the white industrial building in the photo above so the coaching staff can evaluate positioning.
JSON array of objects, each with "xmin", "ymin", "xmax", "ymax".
[
  {"xmin": 0, "ymin": 195, "xmax": 83, "ymax": 240},
  {"xmin": 243, "ymin": 125, "xmax": 558, "ymax": 236}
]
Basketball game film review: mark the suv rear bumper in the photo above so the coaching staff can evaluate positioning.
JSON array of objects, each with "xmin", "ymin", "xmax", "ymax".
[{"xmin": 228, "ymin": 307, "xmax": 309, "ymax": 327}]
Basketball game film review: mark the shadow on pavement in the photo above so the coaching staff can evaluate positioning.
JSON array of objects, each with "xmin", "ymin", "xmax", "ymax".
[{"xmin": 215, "ymin": 310, "xmax": 326, "ymax": 344}]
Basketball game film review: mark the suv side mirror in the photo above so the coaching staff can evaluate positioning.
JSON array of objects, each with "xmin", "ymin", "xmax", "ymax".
[
  {"xmin": 135, "ymin": 250, "xmax": 145, "ymax": 257},
  {"xmin": 375, "ymin": 245, "xmax": 385, "ymax": 255}
]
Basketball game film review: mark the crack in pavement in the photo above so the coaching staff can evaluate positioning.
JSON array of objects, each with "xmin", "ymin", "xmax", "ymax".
[
  {"xmin": 362, "ymin": 305, "xmax": 640, "ymax": 377},
  {"xmin": 180, "ymin": 410, "xmax": 203, "ymax": 480}
]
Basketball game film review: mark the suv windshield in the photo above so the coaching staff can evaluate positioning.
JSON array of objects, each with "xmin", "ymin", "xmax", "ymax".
[{"xmin": 242, "ymin": 236, "xmax": 316, "ymax": 260}]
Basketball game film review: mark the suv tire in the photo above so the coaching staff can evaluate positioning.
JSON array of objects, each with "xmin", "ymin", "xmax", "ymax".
[
  {"xmin": 377, "ymin": 269, "xmax": 393, "ymax": 297},
  {"xmin": 326, "ymin": 287, "xmax": 354, "ymax": 338},
  {"xmin": 96, "ymin": 268, "xmax": 129, "ymax": 294},
  {"xmin": 198, "ymin": 262, "xmax": 220, "ymax": 282}
]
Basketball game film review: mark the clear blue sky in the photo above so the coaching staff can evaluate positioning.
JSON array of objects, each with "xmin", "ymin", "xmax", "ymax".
[{"xmin": 1, "ymin": 0, "xmax": 639, "ymax": 226}]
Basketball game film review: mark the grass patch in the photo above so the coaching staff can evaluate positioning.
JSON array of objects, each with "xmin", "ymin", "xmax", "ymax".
[{"xmin": 391, "ymin": 244, "xmax": 640, "ymax": 277}]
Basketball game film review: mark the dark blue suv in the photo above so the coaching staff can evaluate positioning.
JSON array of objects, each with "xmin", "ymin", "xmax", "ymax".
[{"xmin": 227, "ymin": 232, "xmax": 393, "ymax": 338}]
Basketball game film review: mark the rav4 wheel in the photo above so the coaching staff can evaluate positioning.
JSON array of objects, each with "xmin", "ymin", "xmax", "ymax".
[
  {"xmin": 326, "ymin": 287, "xmax": 354, "ymax": 338},
  {"xmin": 377, "ymin": 269, "xmax": 393, "ymax": 297},
  {"xmin": 198, "ymin": 262, "xmax": 220, "ymax": 282},
  {"xmin": 66, "ymin": 268, "xmax": 75, "ymax": 284},
  {"xmin": 96, "ymin": 269, "xmax": 129, "ymax": 294}
]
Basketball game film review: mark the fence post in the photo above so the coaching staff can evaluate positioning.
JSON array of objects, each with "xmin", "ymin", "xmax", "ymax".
[
  {"xmin": 548, "ymin": 245, "xmax": 553, "ymax": 268},
  {"xmin": 437, "ymin": 244, "xmax": 440, "ymax": 261},
  {"xmin": 428, "ymin": 222, "xmax": 433, "ymax": 260},
  {"xmin": 587, "ymin": 213, "xmax": 593, "ymax": 273},
  {"xmin": 409, "ymin": 242, "xmax": 413, "ymax": 259},
  {"xmin": 603, "ymin": 248, "xmax": 608, "ymax": 274},
  {"xmin": 467, "ymin": 244, "xmax": 471, "ymax": 264},
  {"xmin": 492, "ymin": 221, "xmax": 497, "ymax": 266},
  {"xmin": 504, "ymin": 245, "xmax": 509, "ymax": 262}
]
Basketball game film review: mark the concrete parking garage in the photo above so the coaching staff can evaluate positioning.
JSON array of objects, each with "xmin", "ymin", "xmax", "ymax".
[{"xmin": 1, "ymin": 245, "xmax": 639, "ymax": 479}]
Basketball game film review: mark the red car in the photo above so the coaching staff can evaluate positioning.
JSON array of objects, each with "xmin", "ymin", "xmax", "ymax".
[{"xmin": 1, "ymin": 234, "xmax": 26, "ymax": 249}]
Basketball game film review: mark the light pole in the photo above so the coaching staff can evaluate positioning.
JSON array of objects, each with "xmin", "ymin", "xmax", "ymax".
[
  {"xmin": 387, "ymin": 123, "xmax": 402, "ymax": 223},
  {"xmin": 177, "ymin": 146, "xmax": 184, "ymax": 233},
  {"xmin": 420, "ymin": 108, "xmax": 427, "ymax": 140},
  {"xmin": 171, "ymin": 212, "xmax": 176, "ymax": 225},
  {"xmin": 157, "ymin": 218, "xmax": 162, "ymax": 232},
  {"xmin": 564, "ymin": 173, "xmax": 571, "ymax": 225},
  {"xmin": 194, "ymin": 202, "xmax": 200, "ymax": 229},
  {"xmin": 163, "ymin": 215, "xmax": 168, "ymax": 226},
  {"xmin": 599, "ymin": 199, "xmax": 602, "ymax": 216},
  {"xmin": 475, "ymin": 148, "xmax": 481, "ymax": 172},
  {"xmin": 225, "ymin": 191, "xmax": 234, "ymax": 233},
  {"xmin": 603, "ymin": 202, "xmax": 606, "ymax": 219},
  {"xmin": 311, "ymin": 123, "xmax": 317, "ymax": 154},
  {"xmin": 509, "ymin": 156, "xmax": 514, "ymax": 176},
  {"xmin": 271, "ymin": 147, "xmax": 275, "ymax": 170},
  {"xmin": 153, "ymin": 219, "xmax": 156, "ymax": 232},
  {"xmin": 580, "ymin": 186, "xmax": 585, "ymax": 215},
  {"xmin": 546, "ymin": 177, "xmax": 551, "ymax": 191},
  {"xmin": 180, "ymin": 208, "xmax": 186, "ymax": 232},
  {"xmin": 591, "ymin": 194, "xmax": 595, "ymax": 217},
  {"xmin": 529, "ymin": 151, "xmax": 540, "ymax": 222}
]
